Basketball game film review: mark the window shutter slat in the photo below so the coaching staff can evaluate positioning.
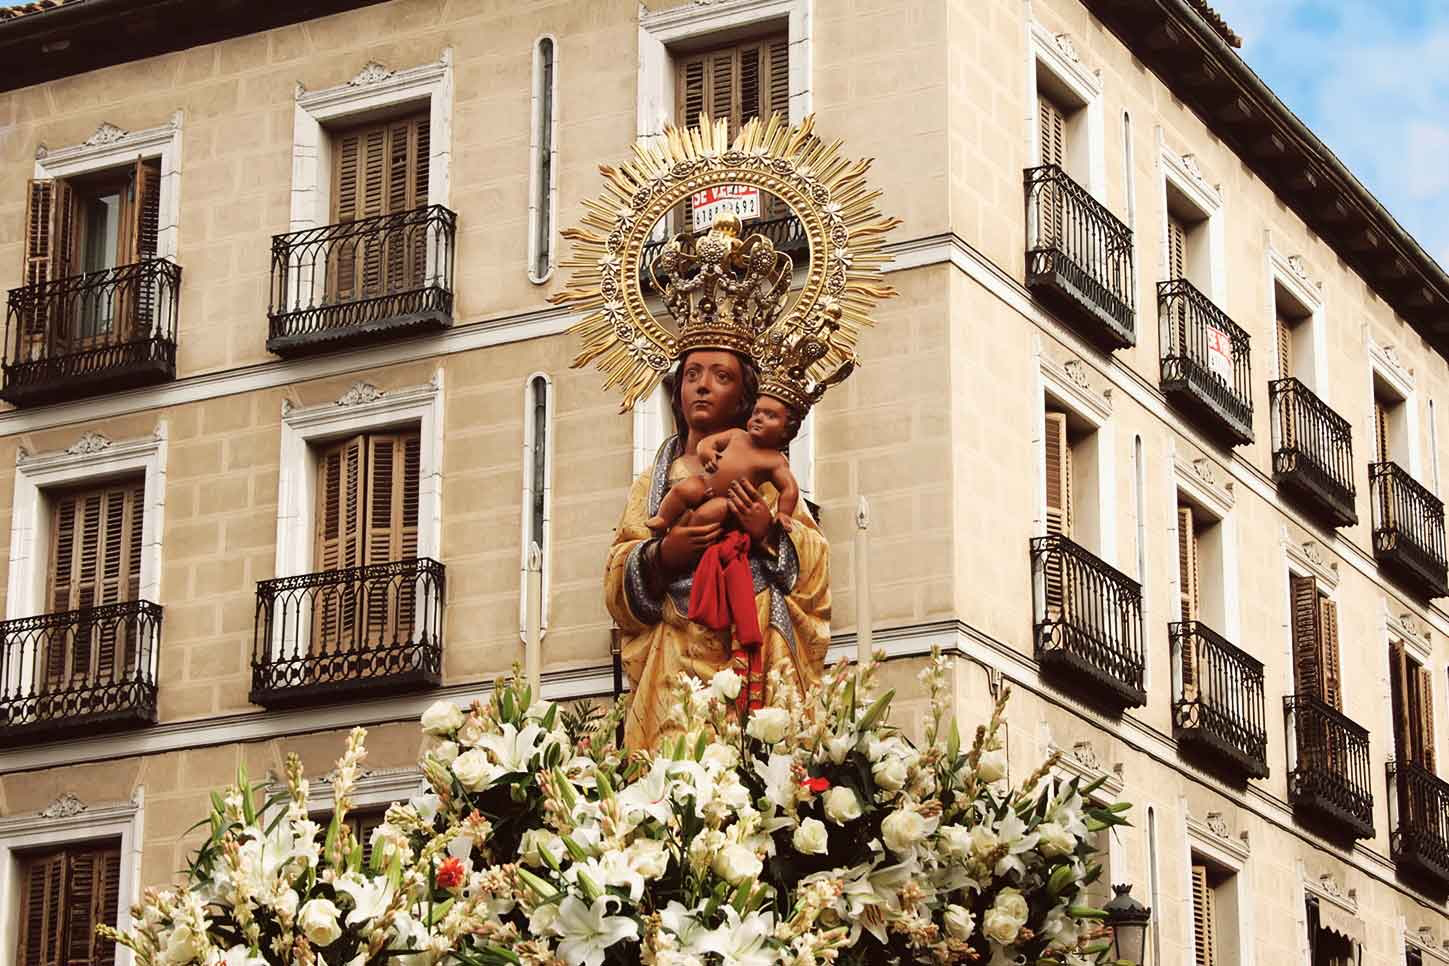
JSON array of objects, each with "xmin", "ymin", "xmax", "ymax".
[
  {"xmin": 63, "ymin": 850, "xmax": 95, "ymax": 966},
  {"xmin": 1375, "ymin": 398, "xmax": 1390, "ymax": 464},
  {"xmin": 92, "ymin": 848, "xmax": 121, "ymax": 966},
  {"xmin": 1276, "ymin": 317, "xmax": 1292, "ymax": 380},
  {"xmin": 1289, "ymin": 574, "xmax": 1321, "ymax": 698},
  {"xmin": 1191, "ymin": 863, "xmax": 1216, "ymax": 966},
  {"xmin": 708, "ymin": 49, "xmax": 737, "ymax": 134},
  {"xmin": 1038, "ymin": 95, "xmax": 1065, "ymax": 167},
  {"xmin": 765, "ymin": 38, "xmax": 790, "ymax": 120},
  {"xmin": 1419, "ymin": 665, "xmax": 1436, "ymax": 772},
  {"xmin": 314, "ymin": 436, "xmax": 366, "ymax": 651},
  {"xmin": 678, "ymin": 56, "xmax": 706, "ymax": 128},
  {"xmin": 1177, "ymin": 505, "xmax": 1199, "ymax": 624},
  {"xmin": 1390, "ymin": 640, "xmax": 1409, "ymax": 763},
  {"xmin": 18, "ymin": 851, "xmax": 65, "ymax": 966},
  {"xmin": 739, "ymin": 42, "xmax": 762, "ymax": 124},
  {"xmin": 1043, "ymin": 411, "xmax": 1072, "ymax": 538},
  {"xmin": 1319, "ymin": 597, "xmax": 1342, "ymax": 710}
]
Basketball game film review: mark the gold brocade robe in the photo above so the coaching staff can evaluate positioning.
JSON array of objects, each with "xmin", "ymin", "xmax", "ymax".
[{"xmin": 605, "ymin": 439, "xmax": 831, "ymax": 750}]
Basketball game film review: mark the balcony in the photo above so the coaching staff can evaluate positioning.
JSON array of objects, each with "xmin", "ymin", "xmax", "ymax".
[
  {"xmin": 0, "ymin": 601, "xmax": 161, "ymax": 746},
  {"xmin": 1030, "ymin": 534, "xmax": 1145, "ymax": 708},
  {"xmin": 251, "ymin": 557, "xmax": 444, "ymax": 708},
  {"xmin": 639, "ymin": 214, "xmax": 809, "ymax": 280},
  {"xmin": 1170, "ymin": 621, "xmax": 1268, "ymax": 779},
  {"xmin": 1388, "ymin": 760, "xmax": 1449, "ymax": 886},
  {"xmin": 1024, "ymin": 164, "xmax": 1136, "ymax": 350},
  {"xmin": 1370, "ymin": 461, "xmax": 1449, "ymax": 599},
  {"xmin": 1269, "ymin": 378, "xmax": 1357, "ymax": 527},
  {"xmin": 267, "ymin": 205, "xmax": 456, "ymax": 356},
  {"xmin": 1285, "ymin": 695, "xmax": 1374, "ymax": 839},
  {"xmin": 2, "ymin": 258, "xmax": 180, "ymax": 407},
  {"xmin": 1158, "ymin": 279, "xmax": 1254, "ymax": 446}
]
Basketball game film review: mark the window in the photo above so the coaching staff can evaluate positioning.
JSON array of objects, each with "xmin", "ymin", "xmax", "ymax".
[
  {"xmin": 529, "ymin": 37, "xmax": 557, "ymax": 282},
  {"xmin": 521, "ymin": 374, "xmax": 553, "ymax": 637},
  {"xmin": 1034, "ymin": 74, "xmax": 1092, "ymax": 187},
  {"xmin": 1276, "ymin": 287, "xmax": 1311, "ymax": 385},
  {"xmin": 1190, "ymin": 857, "xmax": 1243, "ymax": 966},
  {"xmin": 1389, "ymin": 641, "xmax": 1436, "ymax": 770},
  {"xmin": 1374, "ymin": 380, "xmax": 1408, "ymax": 466},
  {"xmin": 41, "ymin": 480, "xmax": 145, "ymax": 686},
  {"xmin": 1043, "ymin": 406, "xmax": 1105, "ymax": 553},
  {"xmin": 1289, "ymin": 574, "xmax": 1341, "ymax": 708},
  {"xmin": 23, "ymin": 159, "xmax": 161, "ymax": 348},
  {"xmin": 1177, "ymin": 501, "xmax": 1201, "ymax": 624},
  {"xmin": 675, "ymin": 34, "xmax": 788, "ymax": 134},
  {"xmin": 1306, "ymin": 896, "xmax": 1357, "ymax": 966},
  {"xmin": 1407, "ymin": 945, "xmax": 1424, "ymax": 966},
  {"xmin": 16, "ymin": 841, "xmax": 120, "ymax": 966},
  {"xmin": 1190, "ymin": 860, "xmax": 1217, "ymax": 966}
]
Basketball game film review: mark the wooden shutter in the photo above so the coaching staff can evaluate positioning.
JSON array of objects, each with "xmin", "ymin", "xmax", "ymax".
[
  {"xmin": 1038, "ymin": 95, "xmax": 1066, "ymax": 167},
  {"xmin": 1044, "ymin": 411, "xmax": 1072, "ymax": 538},
  {"xmin": 315, "ymin": 435, "xmax": 365, "ymax": 651},
  {"xmin": 676, "ymin": 37, "xmax": 787, "ymax": 135},
  {"xmin": 119, "ymin": 158, "xmax": 162, "ymax": 338},
  {"xmin": 16, "ymin": 844, "xmax": 120, "ymax": 966},
  {"xmin": 331, "ymin": 113, "xmax": 430, "ymax": 302},
  {"xmin": 1319, "ymin": 597, "xmax": 1342, "ymax": 710},
  {"xmin": 1167, "ymin": 216, "xmax": 1188, "ymax": 281},
  {"xmin": 44, "ymin": 483, "xmax": 145, "ymax": 688},
  {"xmin": 21, "ymin": 179, "xmax": 78, "ymax": 354},
  {"xmin": 362, "ymin": 432, "xmax": 421, "ymax": 642},
  {"xmin": 1418, "ymin": 666, "xmax": 1436, "ymax": 772},
  {"xmin": 1374, "ymin": 397, "xmax": 1391, "ymax": 464},
  {"xmin": 1289, "ymin": 574, "xmax": 1322, "ymax": 699},
  {"xmin": 1277, "ymin": 317, "xmax": 1293, "ymax": 380},
  {"xmin": 1178, "ymin": 505, "xmax": 1201, "ymax": 697},
  {"xmin": 1191, "ymin": 863, "xmax": 1216, "ymax": 966},
  {"xmin": 1390, "ymin": 640, "xmax": 1411, "ymax": 763}
]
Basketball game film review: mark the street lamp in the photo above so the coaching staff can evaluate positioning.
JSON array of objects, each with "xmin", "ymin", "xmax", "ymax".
[{"xmin": 1102, "ymin": 883, "xmax": 1151, "ymax": 965}]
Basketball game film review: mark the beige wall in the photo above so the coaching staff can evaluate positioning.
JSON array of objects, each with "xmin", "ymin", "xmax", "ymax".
[{"xmin": 2, "ymin": 0, "xmax": 1449, "ymax": 961}]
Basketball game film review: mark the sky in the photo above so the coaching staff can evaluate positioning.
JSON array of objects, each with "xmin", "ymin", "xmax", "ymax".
[{"xmin": 1211, "ymin": 0, "xmax": 1449, "ymax": 270}]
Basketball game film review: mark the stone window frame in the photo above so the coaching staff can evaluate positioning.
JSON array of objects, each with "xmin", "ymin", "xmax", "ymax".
[
  {"xmin": 520, "ymin": 372, "xmax": 555, "ymax": 638},
  {"xmin": 1184, "ymin": 814, "xmax": 1254, "ymax": 966},
  {"xmin": 1379, "ymin": 602, "xmax": 1439, "ymax": 781},
  {"xmin": 6, "ymin": 428, "xmax": 169, "ymax": 626},
  {"xmin": 1279, "ymin": 536, "xmax": 1341, "ymax": 729},
  {"xmin": 1367, "ymin": 334, "xmax": 1420, "ymax": 478},
  {"xmin": 271, "ymin": 373, "xmax": 445, "ymax": 588},
  {"xmin": 1027, "ymin": 21, "xmax": 1106, "ymax": 200},
  {"xmin": 1035, "ymin": 347, "xmax": 1118, "ymax": 565},
  {"xmin": 527, "ymin": 35, "xmax": 561, "ymax": 285},
  {"xmin": 1170, "ymin": 449, "xmax": 1240, "ymax": 643},
  {"xmin": 1266, "ymin": 247, "xmax": 1327, "ymax": 390},
  {"xmin": 633, "ymin": 0, "xmax": 817, "ymax": 500},
  {"xmin": 1158, "ymin": 142, "xmax": 1227, "ymax": 306},
  {"xmin": 289, "ymin": 52, "xmax": 454, "ymax": 235},
  {"xmin": 0, "ymin": 791, "xmax": 144, "ymax": 966},
  {"xmin": 34, "ymin": 114, "xmax": 184, "ymax": 264}
]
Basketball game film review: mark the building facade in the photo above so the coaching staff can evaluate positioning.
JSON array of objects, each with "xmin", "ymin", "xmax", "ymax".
[{"xmin": 0, "ymin": 0, "xmax": 1448, "ymax": 963}]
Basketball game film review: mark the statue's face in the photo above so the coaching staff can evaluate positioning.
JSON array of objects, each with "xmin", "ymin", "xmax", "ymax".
[{"xmin": 678, "ymin": 350, "xmax": 746, "ymax": 433}]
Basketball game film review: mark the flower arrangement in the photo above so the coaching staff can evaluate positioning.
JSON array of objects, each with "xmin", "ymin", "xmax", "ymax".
[{"xmin": 107, "ymin": 651, "xmax": 1130, "ymax": 965}]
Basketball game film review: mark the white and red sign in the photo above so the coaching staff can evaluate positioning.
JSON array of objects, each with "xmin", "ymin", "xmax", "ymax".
[
  {"xmin": 1204, "ymin": 324, "xmax": 1235, "ymax": 384},
  {"xmin": 691, "ymin": 184, "xmax": 761, "ymax": 231}
]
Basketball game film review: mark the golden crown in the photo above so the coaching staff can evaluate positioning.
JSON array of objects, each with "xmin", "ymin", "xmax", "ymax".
[
  {"xmin": 552, "ymin": 114, "xmax": 900, "ymax": 412},
  {"xmin": 649, "ymin": 211, "xmax": 794, "ymax": 360}
]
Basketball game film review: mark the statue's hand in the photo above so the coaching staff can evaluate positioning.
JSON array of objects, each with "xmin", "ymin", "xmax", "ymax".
[
  {"xmin": 727, "ymin": 479, "xmax": 774, "ymax": 547},
  {"xmin": 658, "ymin": 520, "xmax": 722, "ymax": 575}
]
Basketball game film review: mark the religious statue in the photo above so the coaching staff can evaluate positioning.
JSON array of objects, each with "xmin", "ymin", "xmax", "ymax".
[{"xmin": 552, "ymin": 114, "xmax": 900, "ymax": 749}]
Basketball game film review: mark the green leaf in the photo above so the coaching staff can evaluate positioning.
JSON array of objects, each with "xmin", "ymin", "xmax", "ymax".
[{"xmin": 946, "ymin": 718, "xmax": 961, "ymax": 761}]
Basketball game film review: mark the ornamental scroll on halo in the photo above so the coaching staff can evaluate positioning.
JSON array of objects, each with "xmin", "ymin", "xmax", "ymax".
[{"xmin": 549, "ymin": 114, "xmax": 902, "ymax": 413}]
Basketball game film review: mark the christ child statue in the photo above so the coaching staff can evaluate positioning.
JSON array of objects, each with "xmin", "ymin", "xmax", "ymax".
[{"xmin": 645, "ymin": 393, "xmax": 801, "ymax": 535}]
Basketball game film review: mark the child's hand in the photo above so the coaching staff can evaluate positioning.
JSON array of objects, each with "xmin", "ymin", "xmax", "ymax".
[{"xmin": 776, "ymin": 511, "xmax": 794, "ymax": 532}]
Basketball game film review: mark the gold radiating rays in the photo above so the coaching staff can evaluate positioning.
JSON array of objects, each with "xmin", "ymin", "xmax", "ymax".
[{"xmin": 551, "ymin": 114, "xmax": 901, "ymax": 412}]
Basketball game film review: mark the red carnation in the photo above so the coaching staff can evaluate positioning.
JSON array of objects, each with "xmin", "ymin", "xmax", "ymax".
[
  {"xmin": 801, "ymin": 776, "xmax": 831, "ymax": 794},
  {"xmin": 436, "ymin": 856, "xmax": 466, "ymax": 890}
]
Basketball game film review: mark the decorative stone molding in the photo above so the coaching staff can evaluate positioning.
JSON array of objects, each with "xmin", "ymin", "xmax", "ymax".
[
  {"xmin": 1041, "ymin": 350, "xmax": 1112, "ymax": 422},
  {"xmin": 1053, "ymin": 32, "xmax": 1078, "ymax": 62},
  {"xmin": 1071, "ymin": 740, "xmax": 1099, "ymax": 770},
  {"xmin": 1062, "ymin": 358, "xmax": 1090, "ymax": 391},
  {"xmin": 1173, "ymin": 452, "xmax": 1235, "ymax": 518},
  {"xmin": 1047, "ymin": 737, "xmax": 1125, "ymax": 797},
  {"xmin": 1285, "ymin": 533, "xmax": 1339, "ymax": 589},
  {"xmin": 348, "ymin": 61, "xmax": 394, "ymax": 86},
  {"xmin": 337, "ymin": 382, "xmax": 385, "ymax": 406},
  {"xmin": 39, "ymin": 793, "xmax": 87, "ymax": 818},
  {"xmin": 83, "ymin": 121, "xmax": 128, "ymax": 146},
  {"xmin": 1317, "ymin": 872, "xmax": 1356, "ymax": 907},
  {"xmin": 1205, "ymin": 810, "xmax": 1229, "ymax": 838},
  {"xmin": 66, "ymin": 431, "xmax": 113, "ymax": 455},
  {"xmin": 1369, "ymin": 335, "xmax": 1415, "ymax": 392},
  {"xmin": 1287, "ymin": 254, "xmax": 1310, "ymax": 282},
  {"xmin": 1187, "ymin": 812, "xmax": 1251, "ymax": 864}
]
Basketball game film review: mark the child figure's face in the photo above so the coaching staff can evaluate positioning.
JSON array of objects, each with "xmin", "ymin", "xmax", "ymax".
[{"xmin": 747, "ymin": 395, "xmax": 793, "ymax": 447}]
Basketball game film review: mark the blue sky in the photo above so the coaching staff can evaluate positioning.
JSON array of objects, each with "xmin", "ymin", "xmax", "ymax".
[{"xmin": 1212, "ymin": 0, "xmax": 1449, "ymax": 270}]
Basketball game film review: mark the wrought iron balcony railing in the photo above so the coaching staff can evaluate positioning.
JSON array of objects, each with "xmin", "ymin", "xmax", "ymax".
[
  {"xmin": 1030, "ymin": 534, "xmax": 1145, "ymax": 707},
  {"xmin": 1158, "ymin": 278, "xmax": 1254, "ymax": 445},
  {"xmin": 268, "ymin": 205, "xmax": 456, "ymax": 356},
  {"xmin": 1370, "ymin": 461, "xmax": 1449, "ymax": 599},
  {"xmin": 1388, "ymin": 759, "xmax": 1449, "ymax": 886},
  {"xmin": 1170, "ymin": 621, "xmax": 1268, "ymax": 778},
  {"xmin": 1285, "ymin": 694, "xmax": 1374, "ymax": 839},
  {"xmin": 1270, "ymin": 378, "xmax": 1357, "ymax": 527},
  {"xmin": 1024, "ymin": 164, "xmax": 1136, "ymax": 349},
  {"xmin": 1390, "ymin": 758, "xmax": 1449, "ymax": 886},
  {"xmin": 639, "ymin": 214, "xmax": 809, "ymax": 280},
  {"xmin": 2, "ymin": 258, "xmax": 180, "ymax": 407},
  {"xmin": 251, "ymin": 557, "xmax": 444, "ymax": 708},
  {"xmin": 0, "ymin": 600, "xmax": 161, "ymax": 746}
]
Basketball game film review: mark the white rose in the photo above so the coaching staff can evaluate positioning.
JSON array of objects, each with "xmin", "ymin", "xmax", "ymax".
[
  {"xmin": 872, "ymin": 757, "xmax": 908, "ymax": 792},
  {"xmin": 825, "ymin": 735, "xmax": 852, "ymax": 764},
  {"xmin": 628, "ymin": 838, "xmax": 671, "ymax": 879},
  {"xmin": 792, "ymin": 817, "xmax": 829, "ymax": 855},
  {"xmin": 431, "ymin": 740, "xmax": 459, "ymax": 765},
  {"xmin": 710, "ymin": 668, "xmax": 743, "ymax": 701},
  {"xmin": 944, "ymin": 903, "xmax": 975, "ymax": 941},
  {"xmin": 823, "ymin": 786, "xmax": 862, "ymax": 824},
  {"xmin": 938, "ymin": 824, "xmax": 972, "ymax": 859},
  {"xmin": 162, "ymin": 925, "xmax": 205, "ymax": 965},
  {"xmin": 272, "ymin": 888, "xmax": 299, "ymax": 919},
  {"xmin": 420, "ymin": 700, "xmax": 463, "ymax": 736},
  {"xmin": 969, "ymin": 825, "xmax": 1000, "ymax": 859},
  {"xmin": 978, "ymin": 747, "xmax": 1008, "ymax": 783},
  {"xmin": 712, "ymin": 843, "xmax": 763, "ymax": 885},
  {"xmin": 982, "ymin": 888, "xmax": 1029, "ymax": 945},
  {"xmin": 746, "ymin": 707, "xmax": 791, "ymax": 744},
  {"xmin": 298, "ymin": 898, "xmax": 342, "ymax": 947},
  {"xmin": 1036, "ymin": 820, "xmax": 1075, "ymax": 857},
  {"xmin": 450, "ymin": 748, "xmax": 495, "ymax": 791},
  {"xmin": 701, "ymin": 743, "xmax": 739, "ymax": 772},
  {"xmin": 457, "ymin": 714, "xmax": 486, "ymax": 747},
  {"xmin": 519, "ymin": 829, "xmax": 564, "ymax": 868},
  {"xmin": 881, "ymin": 809, "xmax": 927, "ymax": 854}
]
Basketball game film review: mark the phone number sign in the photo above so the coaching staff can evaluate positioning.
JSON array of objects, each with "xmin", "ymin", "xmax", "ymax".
[{"xmin": 691, "ymin": 184, "xmax": 761, "ymax": 231}]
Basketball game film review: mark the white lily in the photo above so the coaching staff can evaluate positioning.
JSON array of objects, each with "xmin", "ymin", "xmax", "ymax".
[
  {"xmin": 552, "ymin": 895, "xmax": 639, "ymax": 966},
  {"xmin": 335, "ymin": 872, "xmax": 396, "ymax": 926},
  {"xmin": 698, "ymin": 908, "xmax": 777, "ymax": 966},
  {"xmin": 476, "ymin": 721, "xmax": 547, "ymax": 774}
]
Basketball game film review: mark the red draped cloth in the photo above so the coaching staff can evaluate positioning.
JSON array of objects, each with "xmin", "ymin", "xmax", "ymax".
[{"xmin": 688, "ymin": 530, "xmax": 765, "ymax": 712}]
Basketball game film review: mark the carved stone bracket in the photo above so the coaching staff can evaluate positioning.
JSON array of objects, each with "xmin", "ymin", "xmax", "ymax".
[
  {"xmin": 39, "ymin": 792, "xmax": 87, "ymax": 818},
  {"xmin": 66, "ymin": 431, "xmax": 113, "ymax": 455}
]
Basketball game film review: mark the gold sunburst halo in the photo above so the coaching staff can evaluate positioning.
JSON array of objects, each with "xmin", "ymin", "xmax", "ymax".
[{"xmin": 550, "ymin": 114, "xmax": 902, "ymax": 413}]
